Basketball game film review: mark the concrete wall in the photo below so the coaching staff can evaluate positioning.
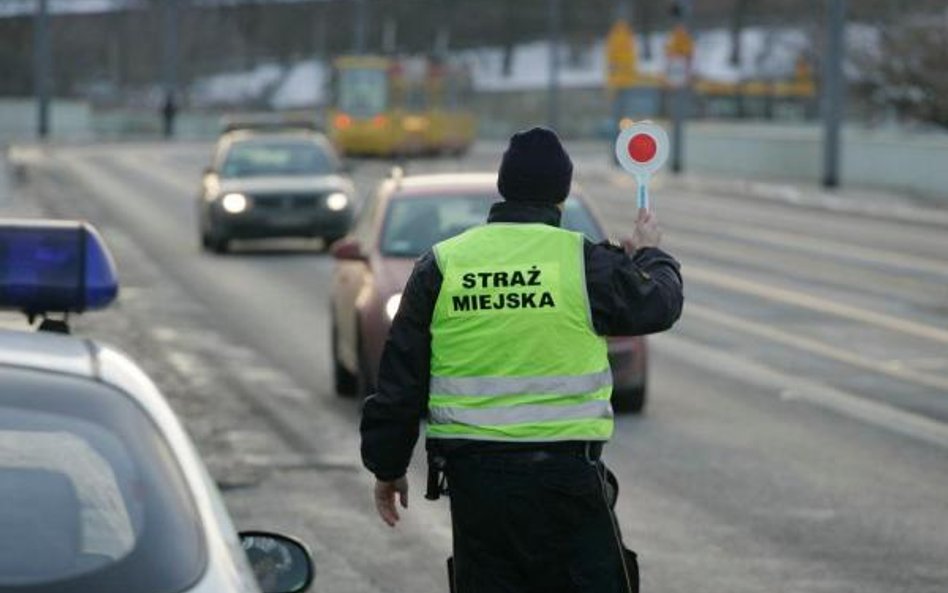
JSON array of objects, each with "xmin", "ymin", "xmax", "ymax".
[
  {"xmin": 0, "ymin": 99, "xmax": 92, "ymax": 142},
  {"xmin": 685, "ymin": 122, "xmax": 948, "ymax": 200},
  {"xmin": 0, "ymin": 100, "xmax": 224, "ymax": 143},
  {"xmin": 91, "ymin": 108, "xmax": 222, "ymax": 140}
]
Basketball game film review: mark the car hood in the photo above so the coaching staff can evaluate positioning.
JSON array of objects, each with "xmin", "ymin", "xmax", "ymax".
[
  {"xmin": 375, "ymin": 256, "xmax": 417, "ymax": 297},
  {"xmin": 218, "ymin": 174, "xmax": 353, "ymax": 195}
]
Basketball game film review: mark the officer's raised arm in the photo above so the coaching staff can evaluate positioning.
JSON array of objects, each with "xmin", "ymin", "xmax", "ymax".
[{"xmin": 585, "ymin": 207, "xmax": 684, "ymax": 337}]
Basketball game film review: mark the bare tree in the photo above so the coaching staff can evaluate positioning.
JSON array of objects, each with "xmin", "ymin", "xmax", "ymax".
[
  {"xmin": 730, "ymin": 0, "xmax": 749, "ymax": 66},
  {"xmin": 855, "ymin": 11, "xmax": 948, "ymax": 128}
]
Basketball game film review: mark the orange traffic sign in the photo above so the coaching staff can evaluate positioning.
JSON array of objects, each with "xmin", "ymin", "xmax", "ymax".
[
  {"xmin": 665, "ymin": 24, "xmax": 694, "ymax": 58},
  {"xmin": 605, "ymin": 20, "xmax": 638, "ymax": 89}
]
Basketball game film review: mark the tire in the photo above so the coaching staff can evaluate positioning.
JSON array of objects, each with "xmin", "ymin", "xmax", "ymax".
[
  {"xmin": 332, "ymin": 323, "xmax": 357, "ymax": 397},
  {"xmin": 612, "ymin": 382, "xmax": 647, "ymax": 414}
]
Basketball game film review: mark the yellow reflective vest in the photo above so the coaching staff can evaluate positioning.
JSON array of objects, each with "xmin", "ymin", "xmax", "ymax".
[{"xmin": 427, "ymin": 223, "xmax": 613, "ymax": 442}]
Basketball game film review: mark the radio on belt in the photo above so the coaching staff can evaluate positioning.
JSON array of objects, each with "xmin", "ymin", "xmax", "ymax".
[{"xmin": 614, "ymin": 121, "xmax": 669, "ymax": 211}]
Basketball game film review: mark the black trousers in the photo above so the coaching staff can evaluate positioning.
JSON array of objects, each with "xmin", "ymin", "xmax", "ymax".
[{"xmin": 444, "ymin": 449, "xmax": 636, "ymax": 593}]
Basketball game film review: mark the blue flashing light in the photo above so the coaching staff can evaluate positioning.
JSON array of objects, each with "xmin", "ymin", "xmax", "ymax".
[{"xmin": 0, "ymin": 219, "xmax": 118, "ymax": 315}]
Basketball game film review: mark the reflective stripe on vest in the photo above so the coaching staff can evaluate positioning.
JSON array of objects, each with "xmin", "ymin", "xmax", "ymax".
[
  {"xmin": 430, "ymin": 369, "xmax": 613, "ymax": 397},
  {"xmin": 427, "ymin": 223, "xmax": 613, "ymax": 442},
  {"xmin": 429, "ymin": 399, "xmax": 613, "ymax": 426}
]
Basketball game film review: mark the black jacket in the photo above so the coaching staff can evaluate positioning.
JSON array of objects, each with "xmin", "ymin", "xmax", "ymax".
[{"xmin": 360, "ymin": 201, "xmax": 684, "ymax": 481}]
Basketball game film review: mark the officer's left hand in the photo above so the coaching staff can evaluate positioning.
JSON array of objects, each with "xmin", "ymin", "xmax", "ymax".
[{"xmin": 374, "ymin": 477, "xmax": 409, "ymax": 527}]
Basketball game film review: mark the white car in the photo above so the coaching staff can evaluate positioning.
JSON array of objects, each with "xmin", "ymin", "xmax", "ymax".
[{"xmin": 0, "ymin": 219, "xmax": 314, "ymax": 593}]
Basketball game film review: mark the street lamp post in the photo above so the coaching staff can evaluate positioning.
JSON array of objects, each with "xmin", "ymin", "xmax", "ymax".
[
  {"xmin": 354, "ymin": 0, "xmax": 368, "ymax": 53},
  {"xmin": 34, "ymin": 0, "xmax": 51, "ymax": 139},
  {"xmin": 667, "ymin": 0, "xmax": 694, "ymax": 174},
  {"xmin": 547, "ymin": 0, "xmax": 561, "ymax": 130},
  {"xmin": 823, "ymin": 0, "xmax": 846, "ymax": 188}
]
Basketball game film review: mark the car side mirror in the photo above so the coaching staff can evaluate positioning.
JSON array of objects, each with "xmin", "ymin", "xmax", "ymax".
[
  {"xmin": 330, "ymin": 237, "xmax": 367, "ymax": 261},
  {"xmin": 339, "ymin": 160, "xmax": 354, "ymax": 174},
  {"xmin": 203, "ymin": 166, "xmax": 215, "ymax": 177},
  {"xmin": 240, "ymin": 532, "xmax": 314, "ymax": 593}
]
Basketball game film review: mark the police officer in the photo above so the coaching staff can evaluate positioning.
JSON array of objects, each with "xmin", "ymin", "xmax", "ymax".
[{"xmin": 360, "ymin": 127, "xmax": 683, "ymax": 593}]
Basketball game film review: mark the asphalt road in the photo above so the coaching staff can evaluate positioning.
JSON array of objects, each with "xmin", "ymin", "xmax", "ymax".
[{"xmin": 7, "ymin": 141, "xmax": 948, "ymax": 593}]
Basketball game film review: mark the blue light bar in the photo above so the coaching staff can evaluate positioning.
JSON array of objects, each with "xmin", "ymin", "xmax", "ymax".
[{"xmin": 0, "ymin": 219, "xmax": 118, "ymax": 315}]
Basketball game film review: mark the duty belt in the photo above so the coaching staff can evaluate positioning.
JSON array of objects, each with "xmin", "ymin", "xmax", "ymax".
[{"xmin": 447, "ymin": 441, "xmax": 603, "ymax": 462}]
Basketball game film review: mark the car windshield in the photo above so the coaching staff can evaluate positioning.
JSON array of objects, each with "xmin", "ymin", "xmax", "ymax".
[
  {"xmin": 0, "ymin": 366, "xmax": 205, "ymax": 593},
  {"xmin": 220, "ymin": 140, "xmax": 335, "ymax": 178},
  {"xmin": 380, "ymin": 193, "xmax": 605, "ymax": 257}
]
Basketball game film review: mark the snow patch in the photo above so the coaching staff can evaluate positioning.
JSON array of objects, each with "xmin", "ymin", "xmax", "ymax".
[
  {"xmin": 270, "ymin": 61, "xmax": 327, "ymax": 109},
  {"xmin": 191, "ymin": 64, "xmax": 283, "ymax": 107}
]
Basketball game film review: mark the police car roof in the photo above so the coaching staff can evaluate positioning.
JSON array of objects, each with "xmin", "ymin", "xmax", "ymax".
[
  {"xmin": 0, "ymin": 328, "xmax": 184, "ymax": 429},
  {"xmin": 0, "ymin": 329, "xmax": 97, "ymax": 378}
]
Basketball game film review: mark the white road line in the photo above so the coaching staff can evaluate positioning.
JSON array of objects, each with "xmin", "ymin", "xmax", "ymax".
[
  {"xmin": 674, "ymin": 223, "xmax": 948, "ymax": 279},
  {"xmin": 685, "ymin": 303, "xmax": 948, "ymax": 393},
  {"xmin": 687, "ymin": 266, "xmax": 948, "ymax": 345},
  {"xmin": 654, "ymin": 332, "xmax": 948, "ymax": 450},
  {"xmin": 113, "ymin": 152, "xmax": 196, "ymax": 195}
]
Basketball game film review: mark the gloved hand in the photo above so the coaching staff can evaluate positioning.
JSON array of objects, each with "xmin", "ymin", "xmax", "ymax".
[
  {"xmin": 622, "ymin": 207, "xmax": 662, "ymax": 252},
  {"xmin": 374, "ymin": 476, "xmax": 409, "ymax": 527}
]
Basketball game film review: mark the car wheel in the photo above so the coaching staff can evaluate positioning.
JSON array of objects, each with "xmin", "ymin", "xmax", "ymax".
[
  {"xmin": 332, "ymin": 322, "xmax": 357, "ymax": 397},
  {"xmin": 612, "ymin": 381, "xmax": 647, "ymax": 414}
]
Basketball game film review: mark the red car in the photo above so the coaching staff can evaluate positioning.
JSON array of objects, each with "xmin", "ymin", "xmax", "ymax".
[{"xmin": 330, "ymin": 172, "xmax": 648, "ymax": 412}]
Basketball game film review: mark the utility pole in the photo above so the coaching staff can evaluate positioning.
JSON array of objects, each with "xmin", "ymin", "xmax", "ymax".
[
  {"xmin": 822, "ymin": 0, "xmax": 846, "ymax": 188},
  {"xmin": 382, "ymin": 17, "xmax": 397, "ymax": 55},
  {"xmin": 313, "ymin": 4, "xmax": 328, "ymax": 62},
  {"xmin": 667, "ymin": 0, "xmax": 694, "ymax": 174},
  {"xmin": 638, "ymin": 0, "xmax": 652, "ymax": 60},
  {"xmin": 34, "ymin": 0, "xmax": 50, "ymax": 140},
  {"xmin": 547, "ymin": 0, "xmax": 561, "ymax": 130},
  {"xmin": 354, "ymin": 0, "xmax": 368, "ymax": 53},
  {"xmin": 730, "ymin": 0, "xmax": 749, "ymax": 66},
  {"xmin": 434, "ymin": 0, "xmax": 452, "ymax": 59},
  {"xmin": 162, "ymin": 0, "xmax": 179, "ymax": 138}
]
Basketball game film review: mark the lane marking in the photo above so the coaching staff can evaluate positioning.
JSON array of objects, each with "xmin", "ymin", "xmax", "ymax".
[
  {"xmin": 654, "ymin": 332, "xmax": 948, "ymax": 450},
  {"xmin": 593, "ymin": 188, "xmax": 948, "ymax": 278},
  {"xmin": 667, "ymin": 236, "xmax": 943, "ymax": 307},
  {"xmin": 113, "ymin": 152, "xmax": 196, "ymax": 195},
  {"xmin": 669, "ymin": 220, "xmax": 948, "ymax": 279},
  {"xmin": 686, "ymin": 266, "xmax": 948, "ymax": 346},
  {"xmin": 685, "ymin": 303, "xmax": 948, "ymax": 393}
]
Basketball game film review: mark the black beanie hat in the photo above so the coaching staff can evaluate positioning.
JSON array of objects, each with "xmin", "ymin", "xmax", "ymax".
[{"xmin": 497, "ymin": 127, "xmax": 573, "ymax": 203}]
